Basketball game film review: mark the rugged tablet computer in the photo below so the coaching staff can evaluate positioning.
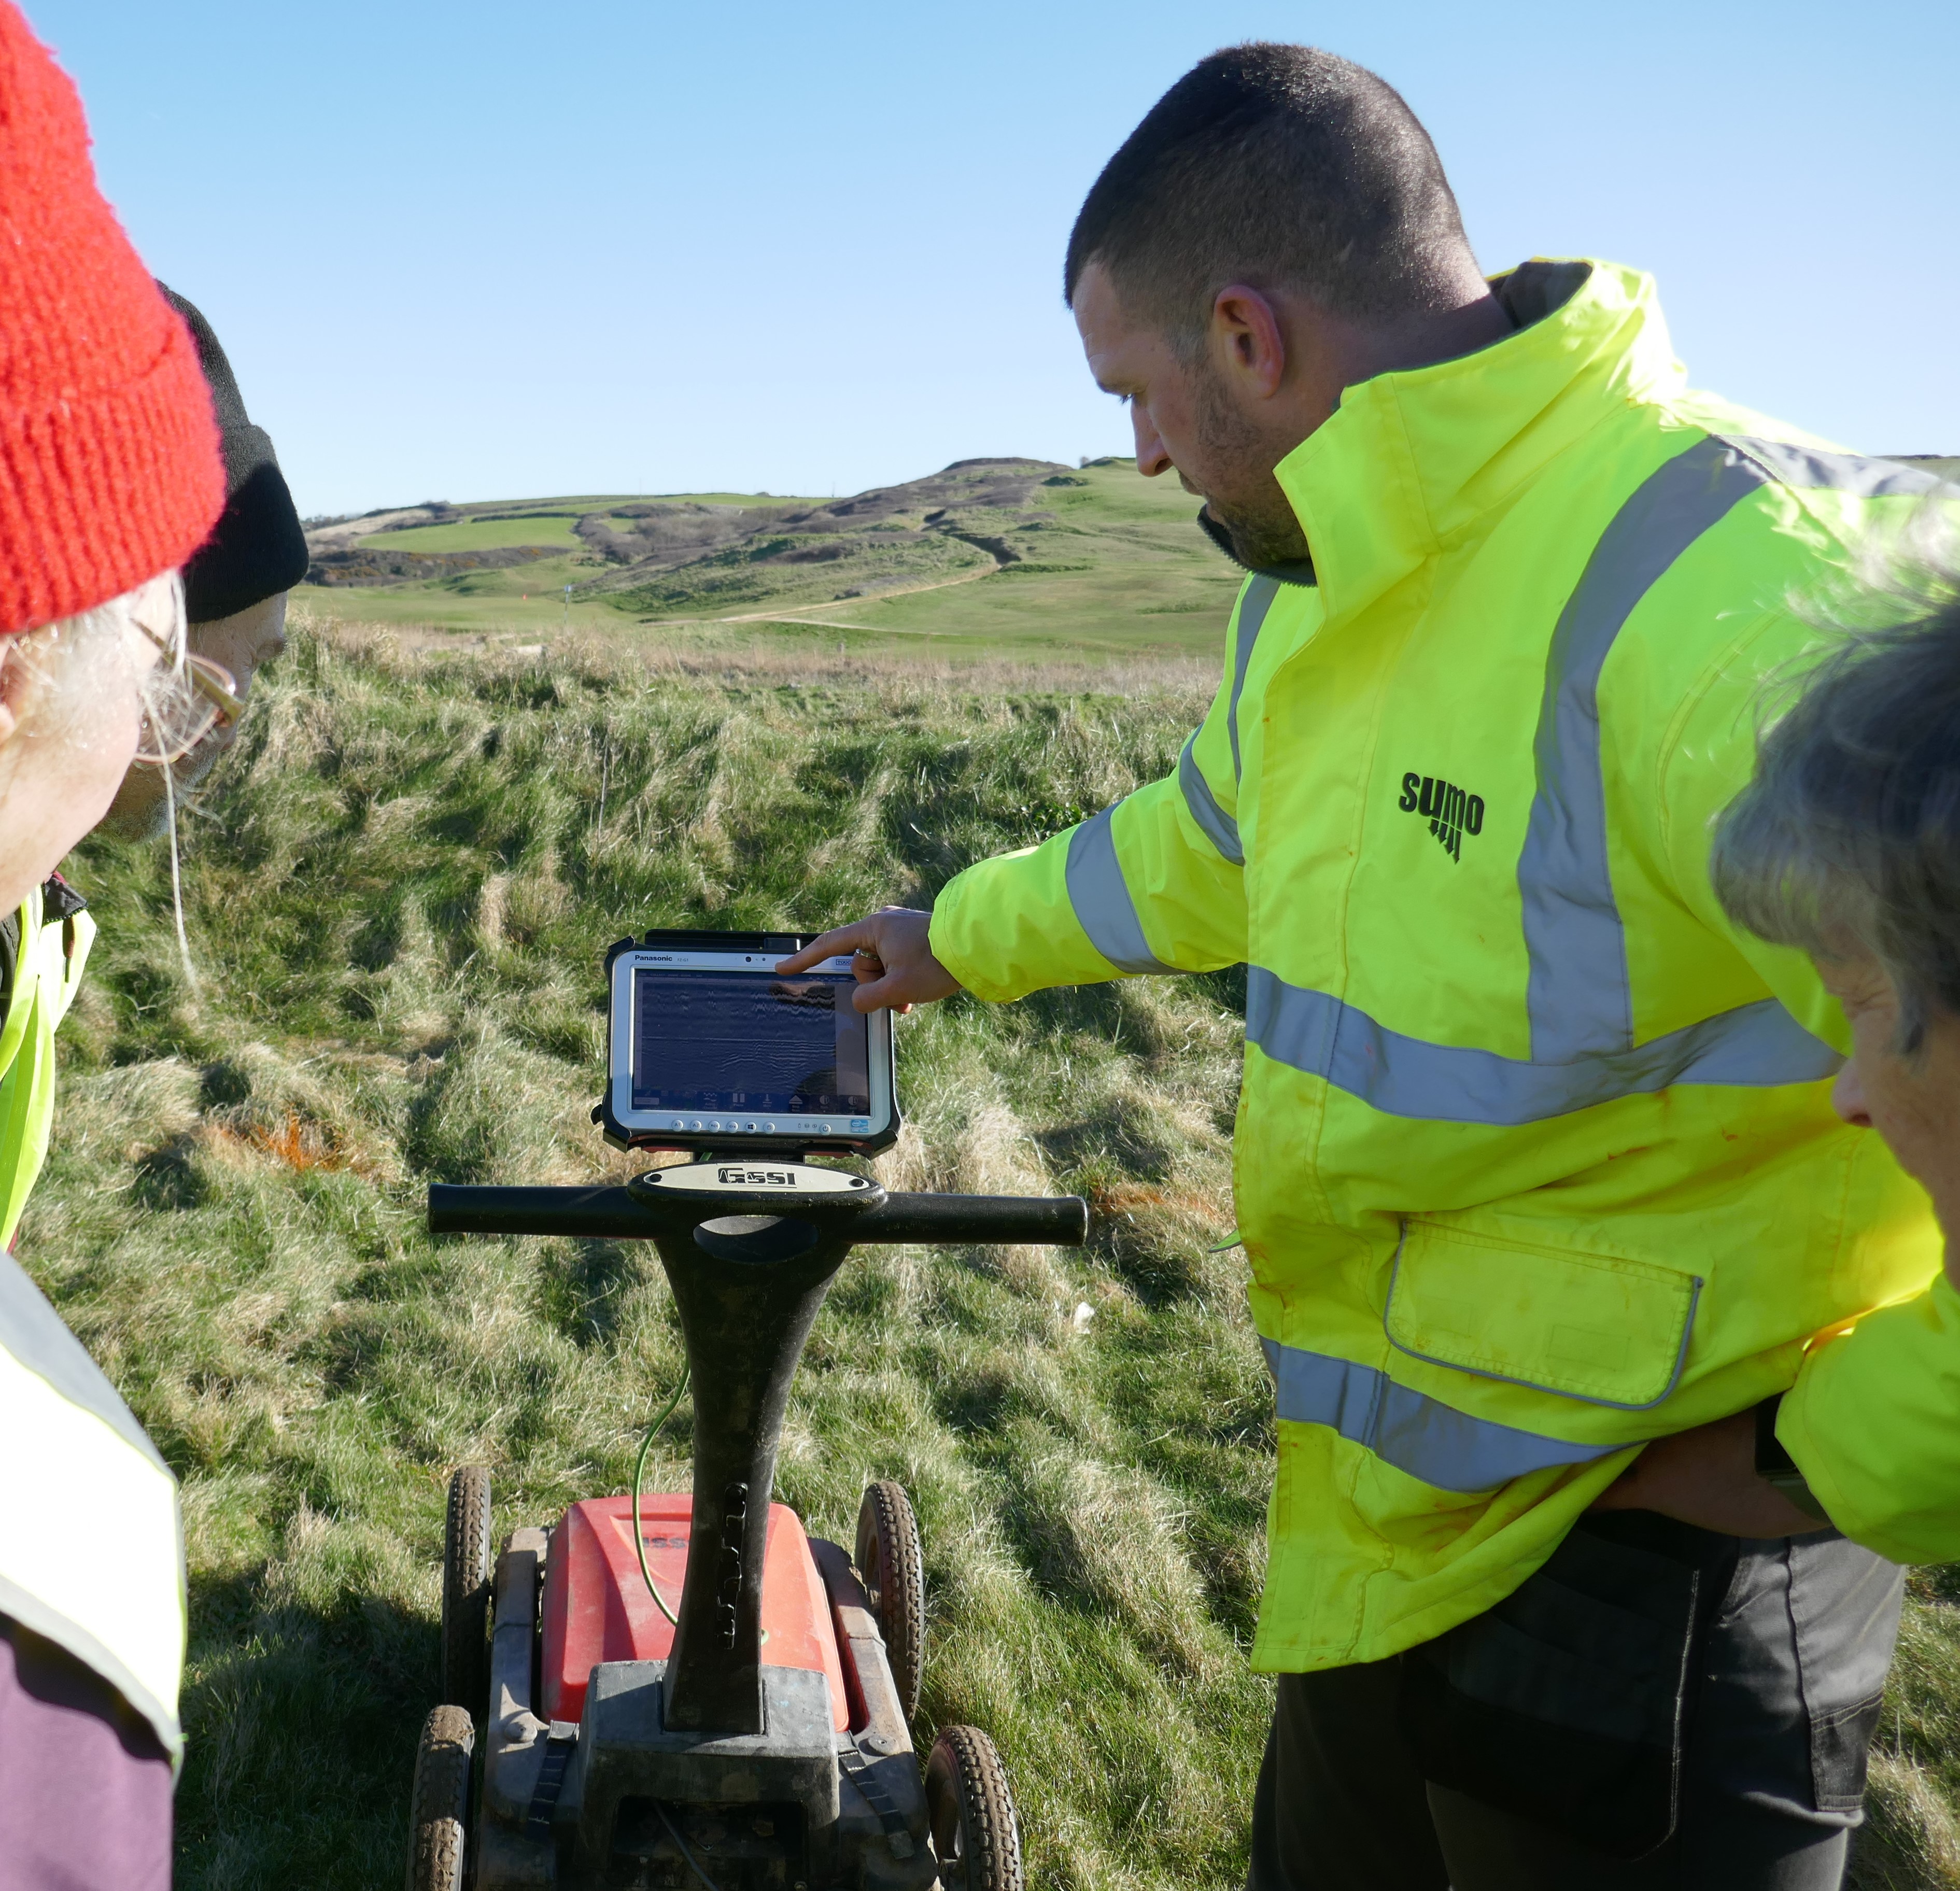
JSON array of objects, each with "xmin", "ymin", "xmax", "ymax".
[{"xmin": 596, "ymin": 929, "xmax": 899, "ymax": 1157}]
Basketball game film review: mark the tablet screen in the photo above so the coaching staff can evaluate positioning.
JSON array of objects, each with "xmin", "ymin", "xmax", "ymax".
[{"xmin": 631, "ymin": 969, "xmax": 870, "ymax": 1116}]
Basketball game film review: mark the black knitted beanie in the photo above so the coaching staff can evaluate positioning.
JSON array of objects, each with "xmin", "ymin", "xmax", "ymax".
[{"xmin": 159, "ymin": 285, "xmax": 309, "ymax": 622}]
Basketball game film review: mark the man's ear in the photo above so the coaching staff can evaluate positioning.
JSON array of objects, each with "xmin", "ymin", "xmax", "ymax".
[{"xmin": 1210, "ymin": 285, "xmax": 1287, "ymax": 400}]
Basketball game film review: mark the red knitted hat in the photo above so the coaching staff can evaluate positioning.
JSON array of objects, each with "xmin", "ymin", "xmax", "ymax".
[{"xmin": 0, "ymin": 2, "xmax": 222, "ymax": 633}]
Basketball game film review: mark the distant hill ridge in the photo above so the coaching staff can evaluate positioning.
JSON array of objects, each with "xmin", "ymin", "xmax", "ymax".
[{"xmin": 303, "ymin": 458, "xmax": 1089, "ymax": 606}]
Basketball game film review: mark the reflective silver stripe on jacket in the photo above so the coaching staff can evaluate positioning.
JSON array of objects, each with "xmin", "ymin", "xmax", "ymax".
[
  {"xmin": 1241, "ymin": 435, "xmax": 1935, "ymax": 1121},
  {"xmin": 1065, "ymin": 806, "xmax": 1175, "ymax": 973},
  {"xmin": 0, "ymin": 1250, "xmax": 168, "ymax": 1473},
  {"xmin": 1246, "ymin": 970, "xmax": 1839, "ymax": 1122},
  {"xmin": 1729, "ymin": 441, "xmax": 1948, "ymax": 503},
  {"xmin": 1225, "ymin": 574, "xmax": 1280, "ymax": 781},
  {"xmin": 1177, "ymin": 734, "xmax": 1243, "ymax": 864},
  {"xmin": 1177, "ymin": 572, "xmax": 1277, "ymax": 862},
  {"xmin": 1261, "ymin": 1336, "xmax": 1624, "ymax": 1492},
  {"xmin": 1521, "ymin": 436, "xmax": 1948, "ymax": 1063},
  {"xmin": 0, "ymin": 1250, "xmax": 183, "ymax": 1760},
  {"xmin": 0, "ymin": 1569, "xmax": 180, "ymax": 1762}
]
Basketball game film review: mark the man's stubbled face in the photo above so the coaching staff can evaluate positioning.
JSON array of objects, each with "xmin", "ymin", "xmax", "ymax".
[
  {"xmin": 1188, "ymin": 357, "xmax": 1313, "ymax": 571},
  {"xmin": 1073, "ymin": 260, "xmax": 1312, "ymax": 574}
]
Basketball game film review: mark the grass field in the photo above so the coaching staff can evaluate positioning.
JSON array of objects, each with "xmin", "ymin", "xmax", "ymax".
[
  {"xmin": 25, "ymin": 618, "xmax": 1960, "ymax": 1888},
  {"xmin": 296, "ymin": 460, "xmax": 1241, "ymax": 656}
]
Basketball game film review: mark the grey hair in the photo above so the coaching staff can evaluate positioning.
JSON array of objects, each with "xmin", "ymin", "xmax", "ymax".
[
  {"xmin": 0, "ymin": 576, "xmax": 179, "ymax": 785},
  {"xmin": 1711, "ymin": 505, "xmax": 1960, "ymax": 1050}
]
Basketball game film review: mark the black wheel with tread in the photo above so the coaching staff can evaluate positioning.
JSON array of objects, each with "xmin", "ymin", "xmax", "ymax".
[
  {"xmin": 441, "ymin": 1466, "xmax": 492, "ymax": 1712},
  {"xmin": 925, "ymin": 1725, "xmax": 1024, "ymax": 1891},
  {"xmin": 405, "ymin": 1703, "xmax": 474, "ymax": 1891},
  {"xmin": 855, "ymin": 1479, "xmax": 925, "ymax": 1719}
]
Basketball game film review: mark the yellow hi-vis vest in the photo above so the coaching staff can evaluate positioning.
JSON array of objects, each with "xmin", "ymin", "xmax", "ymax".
[
  {"xmin": 0, "ymin": 882, "xmax": 185, "ymax": 1765},
  {"xmin": 929, "ymin": 259, "xmax": 1945, "ymax": 1672}
]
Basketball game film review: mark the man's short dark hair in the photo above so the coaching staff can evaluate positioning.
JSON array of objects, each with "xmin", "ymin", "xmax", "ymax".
[{"xmin": 1065, "ymin": 44, "xmax": 1474, "ymax": 346}]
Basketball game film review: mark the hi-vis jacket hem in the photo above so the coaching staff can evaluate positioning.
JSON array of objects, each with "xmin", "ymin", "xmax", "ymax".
[
  {"xmin": 929, "ymin": 259, "xmax": 1946, "ymax": 1667},
  {"xmin": 0, "ymin": 1569, "xmax": 179, "ymax": 1768},
  {"xmin": 0, "ymin": 886, "xmax": 186, "ymax": 1764}
]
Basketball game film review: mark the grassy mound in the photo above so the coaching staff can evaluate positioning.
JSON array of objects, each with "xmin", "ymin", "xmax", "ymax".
[
  {"xmin": 26, "ymin": 620, "xmax": 1960, "ymax": 1886},
  {"xmin": 294, "ymin": 459, "xmax": 1244, "ymax": 655}
]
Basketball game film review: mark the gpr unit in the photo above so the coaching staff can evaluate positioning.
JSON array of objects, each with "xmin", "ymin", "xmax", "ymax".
[{"xmin": 407, "ymin": 1159, "xmax": 1088, "ymax": 1891}]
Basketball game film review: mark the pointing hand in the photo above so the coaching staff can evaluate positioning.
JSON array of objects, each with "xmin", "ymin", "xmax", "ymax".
[{"xmin": 777, "ymin": 907, "xmax": 960, "ymax": 1014}]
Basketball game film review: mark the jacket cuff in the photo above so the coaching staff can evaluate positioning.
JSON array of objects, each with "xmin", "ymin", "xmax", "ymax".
[{"xmin": 928, "ymin": 834, "xmax": 1115, "ymax": 1003}]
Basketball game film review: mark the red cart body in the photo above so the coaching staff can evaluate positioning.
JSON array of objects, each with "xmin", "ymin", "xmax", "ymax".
[{"xmin": 539, "ymin": 1494, "xmax": 851, "ymax": 1731}]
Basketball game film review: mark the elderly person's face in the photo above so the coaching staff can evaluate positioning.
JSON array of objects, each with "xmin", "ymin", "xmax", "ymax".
[
  {"xmin": 0, "ymin": 576, "xmax": 176, "ymax": 913},
  {"xmin": 1815, "ymin": 946, "xmax": 1960, "ymax": 1235},
  {"xmin": 101, "ymin": 592, "xmax": 286, "ymax": 835}
]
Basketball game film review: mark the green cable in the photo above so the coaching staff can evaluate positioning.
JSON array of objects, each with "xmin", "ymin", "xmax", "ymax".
[{"xmin": 633, "ymin": 1366, "xmax": 690, "ymax": 1627}]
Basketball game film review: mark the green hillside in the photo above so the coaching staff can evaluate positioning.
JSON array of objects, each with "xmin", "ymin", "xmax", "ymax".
[
  {"xmin": 33, "ymin": 622, "xmax": 1960, "ymax": 1888},
  {"xmin": 353, "ymin": 514, "xmax": 587, "ymax": 555},
  {"xmin": 298, "ymin": 458, "xmax": 1244, "ymax": 658}
]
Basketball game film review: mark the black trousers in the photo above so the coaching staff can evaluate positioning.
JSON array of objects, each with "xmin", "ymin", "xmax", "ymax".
[{"xmin": 1247, "ymin": 1516, "xmax": 1903, "ymax": 1891}]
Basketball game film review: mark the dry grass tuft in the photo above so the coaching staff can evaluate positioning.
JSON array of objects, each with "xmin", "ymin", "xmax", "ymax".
[{"xmin": 1863, "ymin": 1754, "xmax": 1960, "ymax": 1888}]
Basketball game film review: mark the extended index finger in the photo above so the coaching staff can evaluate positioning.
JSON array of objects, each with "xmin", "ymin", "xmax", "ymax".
[{"xmin": 776, "ymin": 920, "xmax": 873, "ymax": 973}]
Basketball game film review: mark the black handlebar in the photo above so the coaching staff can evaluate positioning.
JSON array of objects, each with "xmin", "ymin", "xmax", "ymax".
[
  {"xmin": 856, "ymin": 1192, "xmax": 1088, "ymax": 1246},
  {"xmin": 427, "ymin": 1183, "xmax": 1088, "ymax": 1247}
]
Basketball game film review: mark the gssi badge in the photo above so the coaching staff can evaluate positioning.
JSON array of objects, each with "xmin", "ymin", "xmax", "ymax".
[{"xmin": 634, "ymin": 1161, "xmax": 872, "ymax": 1195}]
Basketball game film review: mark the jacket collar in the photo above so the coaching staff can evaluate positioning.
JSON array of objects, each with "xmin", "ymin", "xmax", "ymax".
[
  {"xmin": 1268, "ymin": 260, "xmax": 1687, "ymax": 623},
  {"xmin": 0, "ymin": 885, "xmax": 38, "ymax": 1090},
  {"xmin": 1199, "ymin": 506, "xmax": 1317, "ymax": 586}
]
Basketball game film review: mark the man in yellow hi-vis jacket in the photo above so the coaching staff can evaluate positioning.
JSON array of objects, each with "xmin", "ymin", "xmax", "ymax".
[{"xmin": 785, "ymin": 42, "xmax": 1952, "ymax": 1891}]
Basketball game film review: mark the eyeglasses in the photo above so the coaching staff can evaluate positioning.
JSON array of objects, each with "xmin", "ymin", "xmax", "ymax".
[{"xmin": 131, "ymin": 617, "xmax": 244, "ymax": 766}]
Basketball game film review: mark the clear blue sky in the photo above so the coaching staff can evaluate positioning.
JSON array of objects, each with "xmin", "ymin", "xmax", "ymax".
[{"xmin": 26, "ymin": 0, "xmax": 1959, "ymax": 518}]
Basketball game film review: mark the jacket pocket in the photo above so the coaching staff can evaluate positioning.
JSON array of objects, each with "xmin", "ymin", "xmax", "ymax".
[{"xmin": 1385, "ymin": 1219, "xmax": 1701, "ymax": 1410}]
